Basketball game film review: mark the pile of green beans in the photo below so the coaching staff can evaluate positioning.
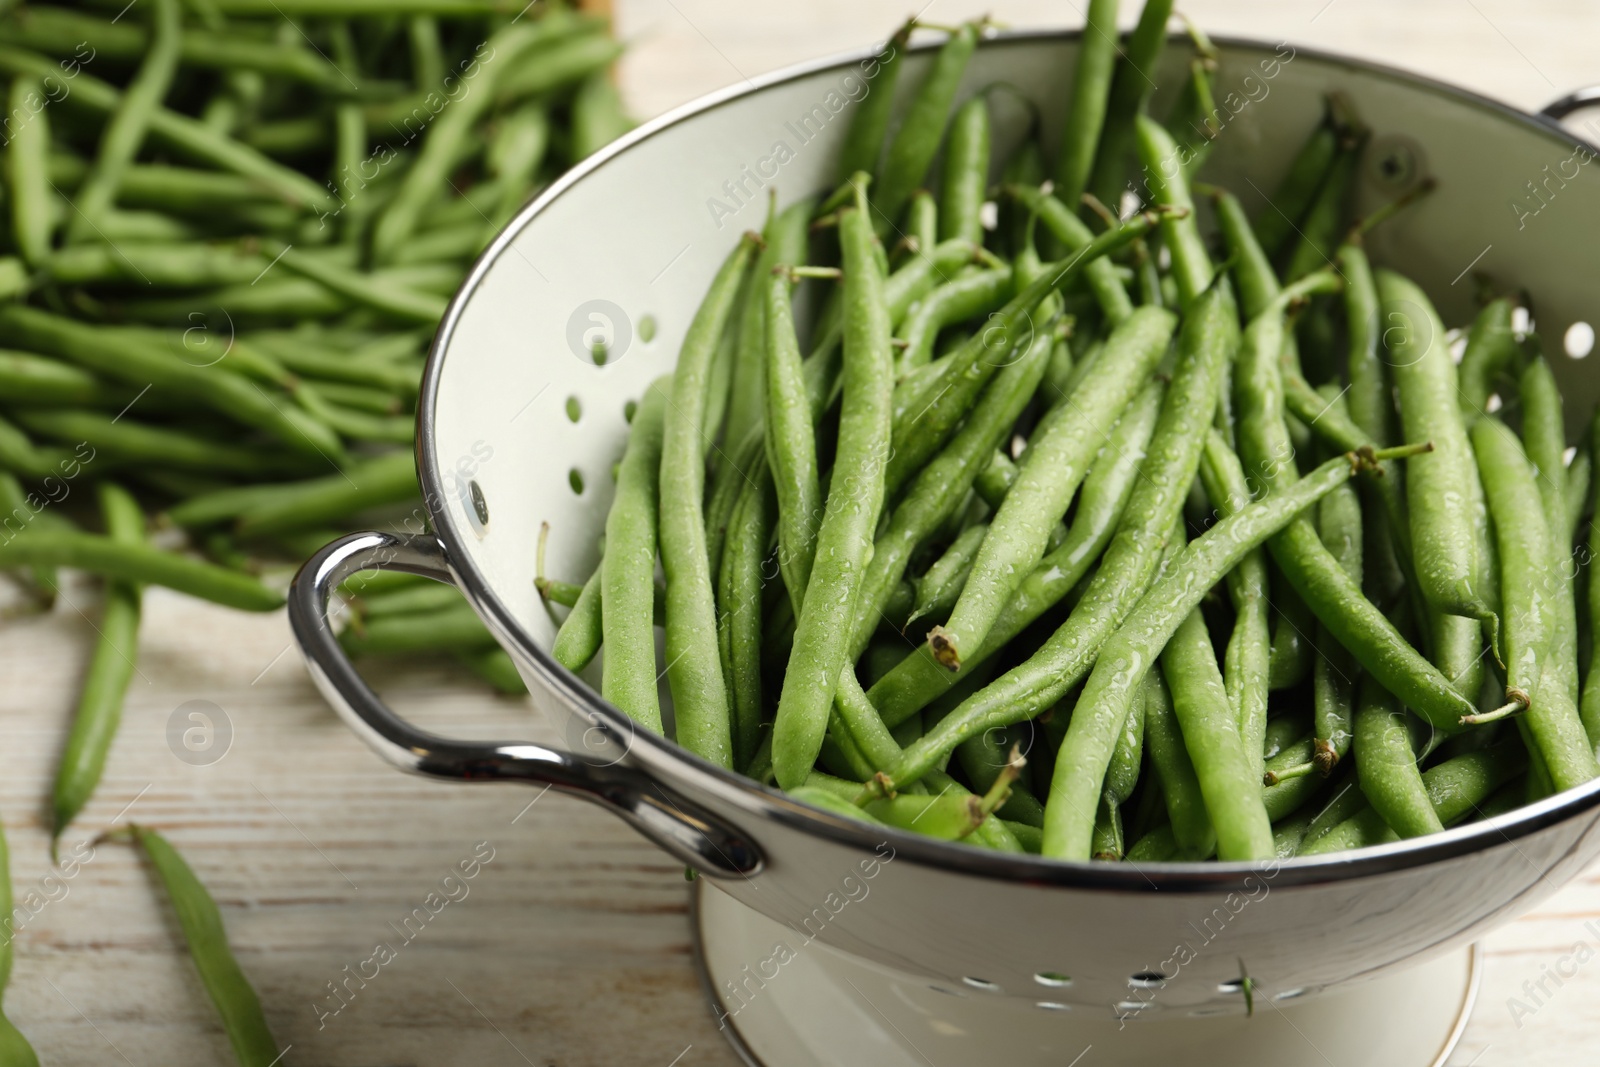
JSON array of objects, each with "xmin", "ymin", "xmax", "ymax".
[
  {"xmin": 0, "ymin": 3, "xmax": 627, "ymax": 1059},
  {"xmin": 548, "ymin": 7, "xmax": 1600, "ymax": 867}
]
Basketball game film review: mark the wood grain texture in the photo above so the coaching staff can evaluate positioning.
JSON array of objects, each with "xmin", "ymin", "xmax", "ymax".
[{"xmin": 4, "ymin": 2, "xmax": 1600, "ymax": 1063}]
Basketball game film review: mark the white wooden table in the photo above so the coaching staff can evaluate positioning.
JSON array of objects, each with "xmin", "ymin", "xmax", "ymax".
[{"xmin": 7, "ymin": 2, "xmax": 1600, "ymax": 1063}]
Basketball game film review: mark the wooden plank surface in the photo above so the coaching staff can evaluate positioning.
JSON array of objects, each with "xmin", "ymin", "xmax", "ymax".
[{"xmin": 6, "ymin": 2, "xmax": 1600, "ymax": 1064}]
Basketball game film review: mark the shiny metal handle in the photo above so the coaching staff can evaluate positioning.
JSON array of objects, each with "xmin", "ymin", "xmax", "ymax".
[
  {"xmin": 288, "ymin": 531, "xmax": 763, "ymax": 877},
  {"xmin": 1542, "ymin": 87, "xmax": 1600, "ymax": 121}
]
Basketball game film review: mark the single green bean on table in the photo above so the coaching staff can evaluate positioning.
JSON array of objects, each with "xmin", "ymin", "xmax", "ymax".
[
  {"xmin": 115, "ymin": 826, "xmax": 282, "ymax": 1066},
  {"xmin": 0, "ymin": 530, "xmax": 281, "ymax": 610},
  {"xmin": 52, "ymin": 482, "xmax": 144, "ymax": 846},
  {"xmin": 0, "ymin": 811, "xmax": 39, "ymax": 1066}
]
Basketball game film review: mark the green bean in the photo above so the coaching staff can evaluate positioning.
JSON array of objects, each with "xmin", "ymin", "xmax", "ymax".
[
  {"xmin": 1197, "ymin": 428, "xmax": 1272, "ymax": 779},
  {"xmin": 1092, "ymin": 671, "xmax": 1146, "ymax": 860},
  {"xmin": 939, "ymin": 95, "xmax": 990, "ymax": 246},
  {"xmin": 836, "ymin": 19, "xmax": 912, "ymax": 184},
  {"xmin": 1585, "ymin": 408, "xmax": 1600, "ymax": 745},
  {"xmin": 1263, "ymin": 736, "xmax": 1332, "ymax": 820},
  {"xmin": 566, "ymin": 66, "xmax": 627, "ymax": 157},
  {"xmin": 926, "ymin": 306, "xmax": 1174, "ymax": 672},
  {"xmin": 1301, "ymin": 741, "xmax": 1526, "ymax": 855},
  {"xmin": 1567, "ymin": 450, "xmax": 1591, "ymax": 544},
  {"xmin": 7, "ymin": 75, "xmax": 56, "ymax": 266},
  {"xmin": 1469, "ymin": 417, "xmax": 1597, "ymax": 791},
  {"xmin": 52, "ymin": 481, "xmax": 143, "ymax": 844},
  {"xmin": 117, "ymin": 826, "xmax": 282, "ymax": 1065},
  {"xmin": 1378, "ymin": 270, "xmax": 1499, "ymax": 635},
  {"xmin": 854, "ymin": 332, "xmax": 1051, "ymax": 658},
  {"xmin": 1086, "ymin": 0, "xmax": 1174, "ymax": 212},
  {"xmin": 764, "ymin": 271, "xmax": 821, "ymax": 613},
  {"xmin": 788, "ymin": 785, "xmax": 883, "ymax": 825},
  {"xmin": 345, "ymin": 602, "xmax": 497, "ymax": 656},
  {"xmin": 886, "ymin": 210, "xmax": 1162, "ymax": 501},
  {"xmin": 1004, "ymin": 184, "xmax": 1134, "ymax": 324},
  {"xmin": 456, "ymin": 647, "xmax": 525, "ymax": 695},
  {"xmin": 44, "ymin": 240, "xmax": 272, "ymax": 287},
  {"xmin": 719, "ymin": 466, "xmax": 775, "ymax": 770},
  {"xmin": 908, "ymin": 522, "xmax": 988, "ymax": 627},
  {"xmin": 0, "ymin": 305, "xmax": 345, "ymax": 461},
  {"xmin": 869, "ymin": 289, "xmax": 1213, "ymax": 734},
  {"xmin": 0, "ymin": 810, "xmax": 39, "ymax": 1066},
  {"xmin": 263, "ymin": 240, "xmax": 447, "ymax": 324},
  {"xmin": 660, "ymin": 235, "xmax": 758, "ymax": 769},
  {"xmin": 474, "ymin": 103, "xmax": 551, "ymax": 246},
  {"xmin": 551, "ymin": 567, "xmax": 602, "ymax": 672},
  {"xmin": 233, "ymin": 451, "xmax": 415, "ymax": 538},
  {"xmin": 727, "ymin": 202, "xmax": 810, "ymax": 469},
  {"xmin": 494, "ymin": 34, "xmax": 625, "ymax": 104},
  {"xmin": 0, "ymin": 529, "xmax": 281, "ymax": 610},
  {"xmin": 869, "ymin": 21, "xmax": 978, "ymax": 237},
  {"xmin": 0, "ymin": 47, "xmax": 334, "ymax": 211},
  {"xmin": 1235, "ymin": 273, "xmax": 1487, "ymax": 731},
  {"xmin": 1252, "ymin": 117, "xmax": 1338, "ymax": 260},
  {"xmin": 244, "ymin": 333, "xmax": 422, "ymax": 395},
  {"xmin": 602, "ymin": 378, "xmax": 668, "ymax": 731},
  {"xmin": 0, "ymin": 412, "xmax": 85, "ymax": 480},
  {"xmin": 1521, "ymin": 357, "xmax": 1579, "ymax": 705},
  {"xmin": 901, "ymin": 189, "xmax": 938, "ymax": 262},
  {"xmin": 1134, "ymin": 113, "xmax": 1213, "ymax": 306},
  {"xmin": 1209, "ymin": 187, "xmax": 1277, "ymax": 319},
  {"xmin": 1040, "ymin": 442, "xmax": 1424, "ymax": 860},
  {"xmin": 10, "ymin": 409, "xmax": 308, "ymax": 477},
  {"xmin": 357, "ymin": 581, "xmax": 461, "ymax": 619},
  {"xmin": 1352, "ymin": 677, "xmax": 1440, "ymax": 838},
  {"xmin": 7, "ymin": 5, "xmax": 356, "ymax": 92},
  {"xmin": 877, "ymin": 288, "xmax": 1232, "ymax": 779},
  {"xmin": 772, "ymin": 203, "xmax": 892, "ymax": 789},
  {"xmin": 1163, "ymin": 608, "xmax": 1274, "ymax": 859},
  {"xmin": 64, "ymin": 0, "xmax": 182, "ymax": 244},
  {"xmin": 1295, "ymin": 770, "xmax": 1367, "ymax": 852},
  {"xmin": 895, "ymin": 267, "xmax": 1014, "ymax": 372},
  {"xmin": 1143, "ymin": 652, "xmax": 1216, "ymax": 859},
  {"xmin": 0, "ymin": 355, "xmax": 135, "ymax": 412},
  {"xmin": 1312, "ymin": 470, "xmax": 1363, "ymax": 771},
  {"xmin": 973, "ymin": 450, "xmax": 1017, "ymax": 509},
  {"xmin": 1457, "ymin": 299, "xmax": 1520, "ymax": 419},
  {"xmin": 368, "ymin": 21, "xmax": 546, "ymax": 264},
  {"xmin": 1053, "ymin": 0, "xmax": 1119, "ymax": 211},
  {"xmin": 1282, "ymin": 147, "xmax": 1358, "ymax": 284}
]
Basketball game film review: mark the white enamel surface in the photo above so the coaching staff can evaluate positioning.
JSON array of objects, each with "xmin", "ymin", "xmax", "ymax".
[{"xmin": 697, "ymin": 882, "xmax": 1478, "ymax": 1066}]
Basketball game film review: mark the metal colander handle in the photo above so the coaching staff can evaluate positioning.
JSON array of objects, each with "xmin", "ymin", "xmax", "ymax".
[{"xmin": 288, "ymin": 531, "xmax": 763, "ymax": 878}]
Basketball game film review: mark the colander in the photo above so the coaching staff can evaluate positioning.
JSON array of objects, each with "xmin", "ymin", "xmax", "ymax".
[{"xmin": 289, "ymin": 28, "xmax": 1600, "ymax": 1065}]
